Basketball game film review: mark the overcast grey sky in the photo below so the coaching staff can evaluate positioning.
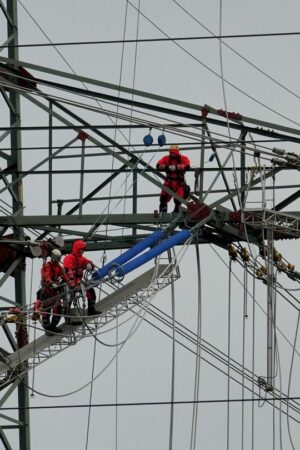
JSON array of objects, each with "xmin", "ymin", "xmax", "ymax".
[{"xmin": 2, "ymin": 1, "xmax": 300, "ymax": 449}]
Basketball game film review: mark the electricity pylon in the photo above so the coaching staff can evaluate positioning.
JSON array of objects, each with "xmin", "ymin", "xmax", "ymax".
[{"xmin": 2, "ymin": 2, "xmax": 300, "ymax": 448}]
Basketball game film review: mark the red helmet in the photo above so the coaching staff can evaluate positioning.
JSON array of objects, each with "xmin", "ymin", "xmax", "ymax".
[
  {"xmin": 72, "ymin": 240, "xmax": 86, "ymax": 254},
  {"xmin": 169, "ymin": 144, "xmax": 180, "ymax": 155}
]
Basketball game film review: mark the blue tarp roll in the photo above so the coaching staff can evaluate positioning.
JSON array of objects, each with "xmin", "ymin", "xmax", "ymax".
[
  {"xmin": 115, "ymin": 228, "xmax": 191, "ymax": 277},
  {"xmin": 92, "ymin": 229, "xmax": 165, "ymax": 280}
]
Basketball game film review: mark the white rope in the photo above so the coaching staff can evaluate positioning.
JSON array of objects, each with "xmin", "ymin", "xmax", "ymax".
[
  {"xmin": 189, "ymin": 242, "xmax": 202, "ymax": 450},
  {"xmin": 168, "ymin": 253, "xmax": 175, "ymax": 450}
]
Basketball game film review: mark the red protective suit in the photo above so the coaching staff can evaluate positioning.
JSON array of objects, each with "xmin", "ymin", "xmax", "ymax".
[
  {"xmin": 63, "ymin": 240, "xmax": 97, "ymax": 315},
  {"xmin": 41, "ymin": 260, "xmax": 65, "ymax": 293},
  {"xmin": 39, "ymin": 259, "xmax": 65, "ymax": 332},
  {"xmin": 156, "ymin": 146, "xmax": 190, "ymax": 212},
  {"xmin": 63, "ymin": 240, "xmax": 94, "ymax": 287}
]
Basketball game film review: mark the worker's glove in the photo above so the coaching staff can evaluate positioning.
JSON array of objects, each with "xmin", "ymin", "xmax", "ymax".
[
  {"xmin": 50, "ymin": 282, "xmax": 59, "ymax": 289},
  {"xmin": 86, "ymin": 263, "xmax": 93, "ymax": 271},
  {"xmin": 168, "ymin": 165, "xmax": 176, "ymax": 172},
  {"xmin": 177, "ymin": 164, "xmax": 185, "ymax": 171},
  {"xmin": 158, "ymin": 164, "xmax": 166, "ymax": 170}
]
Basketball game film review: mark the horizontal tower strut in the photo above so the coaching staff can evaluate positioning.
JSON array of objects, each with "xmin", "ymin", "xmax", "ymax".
[{"xmin": 2, "ymin": 56, "xmax": 300, "ymax": 140}]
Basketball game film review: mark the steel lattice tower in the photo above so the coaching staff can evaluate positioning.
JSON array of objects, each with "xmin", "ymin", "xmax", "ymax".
[{"xmin": 2, "ymin": 2, "xmax": 300, "ymax": 449}]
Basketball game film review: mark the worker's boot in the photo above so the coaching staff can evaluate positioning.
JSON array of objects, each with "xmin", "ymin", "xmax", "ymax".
[
  {"xmin": 42, "ymin": 316, "xmax": 50, "ymax": 331},
  {"xmin": 50, "ymin": 313, "xmax": 63, "ymax": 333},
  {"xmin": 173, "ymin": 201, "xmax": 180, "ymax": 213},
  {"xmin": 88, "ymin": 306, "xmax": 97, "ymax": 316},
  {"xmin": 45, "ymin": 323, "xmax": 63, "ymax": 335},
  {"xmin": 86, "ymin": 288, "xmax": 98, "ymax": 316},
  {"xmin": 49, "ymin": 324, "xmax": 63, "ymax": 333}
]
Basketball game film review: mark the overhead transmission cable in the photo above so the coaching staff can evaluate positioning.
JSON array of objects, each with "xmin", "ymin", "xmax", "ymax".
[
  {"xmin": 218, "ymin": 0, "xmax": 242, "ymax": 213},
  {"xmin": 0, "ymin": 137, "xmax": 293, "ymax": 152},
  {"xmin": 23, "ymin": 74, "xmax": 300, "ymax": 164},
  {"xmin": 4, "ymin": 31, "xmax": 300, "ymax": 49},
  {"xmin": 7, "ymin": 6, "xmax": 300, "ymax": 446},
  {"xmin": 169, "ymin": 250, "xmax": 176, "ymax": 450},
  {"xmin": 286, "ymin": 305, "xmax": 300, "ymax": 450},
  {"xmin": 4, "ymin": 59, "xmax": 300, "ymax": 161},
  {"xmin": 189, "ymin": 242, "xmax": 202, "ymax": 450},
  {"xmin": 122, "ymin": 0, "xmax": 141, "ymax": 228},
  {"xmin": 12, "ymin": 243, "xmax": 300, "ymax": 426},
  {"xmin": 0, "ymin": 87, "xmax": 165, "ymax": 242},
  {"xmin": 3, "ymin": 395, "xmax": 300, "ymax": 411},
  {"xmin": 11, "ymin": 0, "xmax": 300, "ymax": 221},
  {"xmin": 14, "ymin": 4, "xmax": 299, "ymax": 145},
  {"xmin": 275, "ymin": 324, "xmax": 284, "ymax": 450},
  {"xmin": 1, "ymin": 71, "xmax": 299, "ymax": 160},
  {"xmin": 242, "ymin": 264, "xmax": 248, "ymax": 450},
  {"xmin": 17, "ymin": 0, "xmax": 84, "ymax": 82},
  {"xmin": 0, "ymin": 73, "xmax": 296, "ymax": 168},
  {"xmin": 17, "ymin": 0, "xmax": 154, "ymax": 189},
  {"xmin": 227, "ymin": 259, "xmax": 232, "ymax": 450},
  {"xmin": 138, "ymin": 297, "xmax": 300, "ymax": 423},
  {"xmin": 85, "ymin": 336, "xmax": 97, "ymax": 450},
  {"xmin": 251, "ymin": 257, "xmax": 258, "ymax": 450},
  {"xmin": 126, "ymin": 0, "xmax": 300, "ymax": 127},
  {"xmin": 10, "ymin": 255, "xmax": 300, "ymax": 423},
  {"xmin": 219, "ymin": 249, "xmax": 300, "ymax": 441},
  {"xmin": 14, "ymin": 246, "xmax": 190, "ymax": 399},
  {"xmin": 106, "ymin": 0, "xmax": 129, "ymax": 244},
  {"xmin": 171, "ymin": 0, "xmax": 300, "ymax": 103},
  {"xmin": 109, "ymin": 3, "xmax": 133, "ymax": 447},
  {"xmin": 209, "ymin": 244, "xmax": 300, "ymax": 366},
  {"xmin": 241, "ymin": 194, "xmax": 300, "ymax": 449},
  {"xmin": 10, "ymin": 87, "xmax": 292, "ymax": 172}
]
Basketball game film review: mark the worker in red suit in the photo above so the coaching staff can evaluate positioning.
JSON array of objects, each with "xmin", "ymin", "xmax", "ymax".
[
  {"xmin": 39, "ymin": 249, "xmax": 64, "ymax": 334},
  {"xmin": 63, "ymin": 240, "xmax": 97, "ymax": 316},
  {"xmin": 156, "ymin": 144, "xmax": 191, "ymax": 213}
]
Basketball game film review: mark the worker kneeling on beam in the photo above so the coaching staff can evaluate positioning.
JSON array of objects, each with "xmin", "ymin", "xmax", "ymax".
[
  {"xmin": 63, "ymin": 240, "xmax": 97, "ymax": 316},
  {"xmin": 156, "ymin": 144, "xmax": 191, "ymax": 213},
  {"xmin": 37, "ymin": 249, "xmax": 65, "ymax": 334}
]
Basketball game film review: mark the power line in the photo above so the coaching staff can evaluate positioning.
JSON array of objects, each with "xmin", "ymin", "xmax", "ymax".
[
  {"xmin": 5, "ymin": 70, "xmax": 300, "ymax": 146},
  {"xmin": 171, "ymin": 0, "xmax": 300, "ymax": 105},
  {"xmin": 3, "ymin": 396, "xmax": 300, "ymax": 411},
  {"xmin": 1, "ymin": 31, "xmax": 300, "ymax": 49}
]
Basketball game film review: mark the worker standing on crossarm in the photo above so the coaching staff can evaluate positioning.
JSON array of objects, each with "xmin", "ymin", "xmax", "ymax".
[
  {"xmin": 38, "ymin": 249, "xmax": 64, "ymax": 334},
  {"xmin": 63, "ymin": 240, "xmax": 97, "ymax": 316},
  {"xmin": 156, "ymin": 144, "xmax": 191, "ymax": 213}
]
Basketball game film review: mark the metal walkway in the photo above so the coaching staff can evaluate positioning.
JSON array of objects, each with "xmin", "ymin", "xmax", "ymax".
[{"xmin": 0, "ymin": 263, "xmax": 179, "ymax": 387}]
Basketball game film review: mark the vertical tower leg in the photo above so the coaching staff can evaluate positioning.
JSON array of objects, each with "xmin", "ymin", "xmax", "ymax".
[{"xmin": 6, "ymin": 1, "xmax": 31, "ymax": 448}]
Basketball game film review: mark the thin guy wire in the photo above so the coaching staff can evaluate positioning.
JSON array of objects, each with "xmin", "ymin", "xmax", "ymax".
[
  {"xmin": 168, "ymin": 259, "xmax": 175, "ymax": 450},
  {"xmin": 227, "ymin": 258, "xmax": 232, "ymax": 450},
  {"xmin": 85, "ymin": 337, "xmax": 97, "ymax": 450}
]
